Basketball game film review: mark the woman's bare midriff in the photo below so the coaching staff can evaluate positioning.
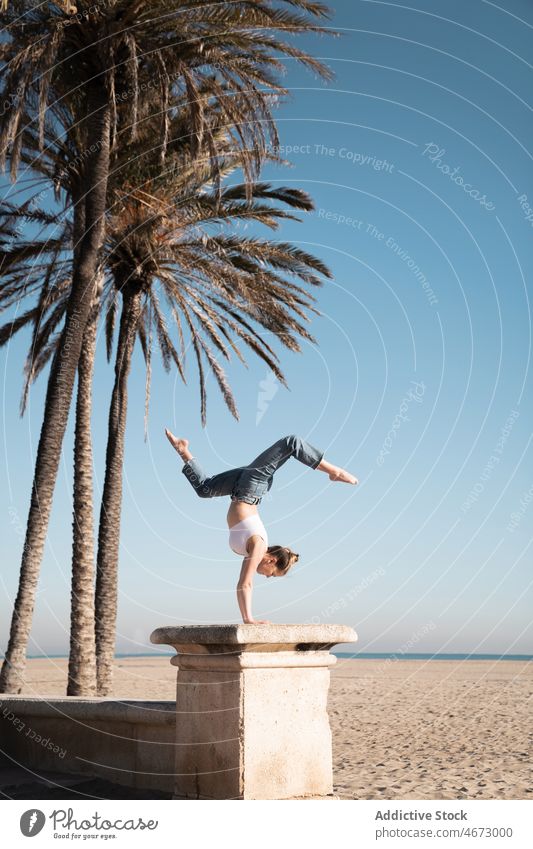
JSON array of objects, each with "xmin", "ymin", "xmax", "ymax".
[{"xmin": 227, "ymin": 500, "xmax": 259, "ymax": 529}]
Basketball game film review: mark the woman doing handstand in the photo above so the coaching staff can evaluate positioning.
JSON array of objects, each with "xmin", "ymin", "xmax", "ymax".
[{"xmin": 165, "ymin": 431, "xmax": 358, "ymax": 624}]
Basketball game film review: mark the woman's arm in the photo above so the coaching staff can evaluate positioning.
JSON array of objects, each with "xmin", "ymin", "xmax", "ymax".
[{"xmin": 236, "ymin": 539, "xmax": 270, "ymax": 625}]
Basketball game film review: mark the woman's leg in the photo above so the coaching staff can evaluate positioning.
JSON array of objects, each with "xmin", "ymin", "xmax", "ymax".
[
  {"xmin": 247, "ymin": 434, "xmax": 358, "ymax": 485},
  {"xmin": 165, "ymin": 429, "xmax": 244, "ymax": 498},
  {"xmin": 182, "ymin": 458, "xmax": 244, "ymax": 498},
  {"xmin": 246, "ymin": 434, "xmax": 325, "ymax": 479}
]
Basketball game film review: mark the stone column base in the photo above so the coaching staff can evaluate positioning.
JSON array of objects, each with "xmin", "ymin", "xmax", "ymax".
[{"xmin": 150, "ymin": 624, "xmax": 357, "ymax": 800}]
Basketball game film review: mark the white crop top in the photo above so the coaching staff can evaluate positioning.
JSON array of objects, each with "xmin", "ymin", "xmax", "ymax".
[{"xmin": 229, "ymin": 515, "xmax": 268, "ymax": 556}]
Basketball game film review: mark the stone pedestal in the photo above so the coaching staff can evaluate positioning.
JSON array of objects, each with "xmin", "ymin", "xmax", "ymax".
[{"xmin": 149, "ymin": 623, "xmax": 357, "ymax": 800}]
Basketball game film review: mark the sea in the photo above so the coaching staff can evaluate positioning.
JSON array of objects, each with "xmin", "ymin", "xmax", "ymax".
[{"xmin": 21, "ymin": 652, "xmax": 533, "ymax": 661}]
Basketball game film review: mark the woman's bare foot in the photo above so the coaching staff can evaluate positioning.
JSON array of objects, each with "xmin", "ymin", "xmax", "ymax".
[
  {"xmin": 317, "ymin": 457, "xmax": 358, "ymax": 484},
  {"xmin": 329, "ymin": 466, "xmax": 358, "ymax": 484},
  {"xmin": 165, "ymin": 428, "xmax": 193, "ymax": 461}
]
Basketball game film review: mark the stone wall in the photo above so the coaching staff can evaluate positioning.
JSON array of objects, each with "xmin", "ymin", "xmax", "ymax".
[{"xmin": 0, "ymin": 697, "xmax": 176, "ymax": 793}]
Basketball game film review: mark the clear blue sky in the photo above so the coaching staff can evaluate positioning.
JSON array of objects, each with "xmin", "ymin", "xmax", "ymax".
[{"xmin": 1, "ymin": 0, "xmax": 532, "ymax": 657}]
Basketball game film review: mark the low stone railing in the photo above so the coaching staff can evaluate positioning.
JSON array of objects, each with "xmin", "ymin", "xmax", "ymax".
[
  {"xmin": 0, "ymin": 697, "xmax": 176, "ymax": 793},
  {"xmin": 150, "ymin": 623, "xmax": 357, "ymax": 800}
]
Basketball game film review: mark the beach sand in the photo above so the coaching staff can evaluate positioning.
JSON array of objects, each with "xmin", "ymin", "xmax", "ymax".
[{"xmin": 12, "ymin": 656, "xmax": 532, "ymax": 800}]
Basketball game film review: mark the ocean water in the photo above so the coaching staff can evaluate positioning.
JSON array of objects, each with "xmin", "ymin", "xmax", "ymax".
[
  {"xmin": 334, "ymin": 652, "xmax": 533, "ymax": 661},
  {"xmin": 21, "ymin": 652, "xmax": 533, "ymax": 661}
]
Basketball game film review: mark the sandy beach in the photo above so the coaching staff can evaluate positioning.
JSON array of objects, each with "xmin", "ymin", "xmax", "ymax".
[{"xmin": 11, "ymin": 656, "xmax": 532, "ymax": 800}]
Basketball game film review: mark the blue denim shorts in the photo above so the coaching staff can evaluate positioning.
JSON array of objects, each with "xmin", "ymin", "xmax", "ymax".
[
  {"xmin": 230, "ymin": 474, "xmax": 271, "ymax": 504},
  {"xmin": 230, "ymin": 493, "xmax": 262, "ymax": 505}
]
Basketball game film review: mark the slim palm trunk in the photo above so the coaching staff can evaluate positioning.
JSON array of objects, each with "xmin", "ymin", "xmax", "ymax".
[
  {"xmin": 0, "ymin": 89, "xmax": 111, "ymax": 694},
  {"xmin": 95, "ymin": 282, "xmax": 143, "ymax": 696},
  {"xmin": 67, "ymin": 273, "xmax": 102, "ymax": 696}
]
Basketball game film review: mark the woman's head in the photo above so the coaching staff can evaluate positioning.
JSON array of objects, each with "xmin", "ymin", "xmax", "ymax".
[{"xmin": 262, "ymin": 545, "xmax": 299, "ymax": 577}]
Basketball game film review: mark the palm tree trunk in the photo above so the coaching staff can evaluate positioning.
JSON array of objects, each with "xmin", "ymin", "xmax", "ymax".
[
  {"xmin": 95, "ymin": 281, "xmax": 143, "ymax": 696},
  {"xmin": 0, "ymin": 87, "xmax": 111, "ymax": 694},
  {"xmin": 67, "ymin": 271, "xmax": 103, "ymax": 696}
]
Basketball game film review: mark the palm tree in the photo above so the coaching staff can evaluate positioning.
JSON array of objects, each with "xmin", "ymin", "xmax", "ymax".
[
  {"xmin": 67, "ymin": 273, "xmax": 102, "ymax": 695},
  {"xmin": 2, "ymin": 139, "xmax": 332, "ymax": 696},
  {"xmin": 0, "ymin": 98, "xmax": 326, "ymax": 696},
  {"xmin": 94, "ymin": 141, "xmax": 332, "ymax": 693},
  {"xmin": 0, "ymin": 197, "xmax": 104, "ymax": 695},
  {"xmin": 1, "ymin": 101, "xmax": 219, "ymax": 696},
  {"xmin": 0, "ymin": 4, "xmax": 113, "ymax": 694},
  {"xmin": 0, "ymin": 0, "xmax": 334, "ymax": 693}
]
